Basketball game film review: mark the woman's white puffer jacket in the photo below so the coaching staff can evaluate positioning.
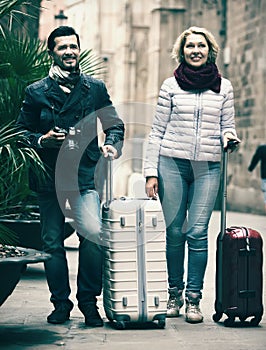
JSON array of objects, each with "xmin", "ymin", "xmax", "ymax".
[{"xmin": 144, "ymin": 76, "xmax": 237, "ymax": 178}]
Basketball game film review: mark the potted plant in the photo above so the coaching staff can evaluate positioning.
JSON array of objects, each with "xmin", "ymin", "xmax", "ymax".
[
  {"xmin": 0, "ymin": 245, "xmax": 51, "ymax": 307},
  {"xmin": 0, "ymin": 122, "xmax": 52, "ymax": 306}
]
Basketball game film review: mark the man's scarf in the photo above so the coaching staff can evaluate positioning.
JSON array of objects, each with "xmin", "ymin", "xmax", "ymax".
[
  {"xmin": 174, "ymin": 62, "xmax": 221, "ymax": 93},
  {"xmin": 49, "ymin": 64, "xmax": 81, "ymax": 94}
]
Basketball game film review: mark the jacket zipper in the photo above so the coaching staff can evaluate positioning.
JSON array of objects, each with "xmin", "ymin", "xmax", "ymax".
[
  {"xmin": 51, "ymin": 103, "xmax": 56, "ymax": 127},
  {"xmin": 193, "ymin": 93, "xmax": 202, "ymax": 160}
]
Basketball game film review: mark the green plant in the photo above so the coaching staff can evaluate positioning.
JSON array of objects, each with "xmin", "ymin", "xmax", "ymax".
[
  {"xmin": 0, "ymin": 31, "xmax": 50, "ymax": 124},
  {"xmin": 0, "ymin": 122, "xmax": 46, "ymax": 244},
  {"xmin": 0, "ymin": 0, "xmax": 29, "ymax": 29},
  {"xmin": 79, "ymin": 49, "xmax": 106, "ymax": 77}
]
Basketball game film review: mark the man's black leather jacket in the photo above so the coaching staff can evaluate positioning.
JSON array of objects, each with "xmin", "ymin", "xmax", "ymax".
[{"xmin": 16, "ymin": 74, "xmax": 125, "ymax": 192}]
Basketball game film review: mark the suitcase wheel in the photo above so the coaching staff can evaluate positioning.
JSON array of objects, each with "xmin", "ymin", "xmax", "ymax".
[
  {"xmin": 250, "ymin": 315, "xmax": 262, "ymax": 327},
  {"xmin": 212, "ymin": 312, "xmax": 223, "ymax": 323},
  {"xmin": 239, "ymin": 317, "xmax": 247, "ymax": 324}
]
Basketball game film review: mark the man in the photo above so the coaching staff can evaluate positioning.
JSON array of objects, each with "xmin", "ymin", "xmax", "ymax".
[
  {"xmin": 16, "ymin": 26, "xmax": 124, "ymax": 327},
  {"xmin": 248, "ymin": 144, "xmax": 266, "ymax": 213}
]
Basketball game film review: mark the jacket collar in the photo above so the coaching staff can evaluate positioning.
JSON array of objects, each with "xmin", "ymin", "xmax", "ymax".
[
  {"xmin": 44, "ymin": 74, "xmax": 91, "ymax": 92},
  {"xmin": 44, "ymin": 74, "xmax": 91, "ymax": 112}
]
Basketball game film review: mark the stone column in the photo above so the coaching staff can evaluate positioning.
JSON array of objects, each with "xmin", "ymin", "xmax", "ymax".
[{"xmin": 146, "ymin": 0, "xmax": 187, "ymax": 105}]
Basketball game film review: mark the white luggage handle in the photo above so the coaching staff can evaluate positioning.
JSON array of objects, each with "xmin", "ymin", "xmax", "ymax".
[{"xmin": 105, "ymin": 153, "xmax": 114, "ymax": 207}]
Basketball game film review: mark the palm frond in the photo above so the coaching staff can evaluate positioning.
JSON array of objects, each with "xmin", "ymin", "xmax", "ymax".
[
  {"xmin": 80, "ymin": 49, "xmax": 107, "ymax": 78},
  {"xmin": 0, "ymin": 122, "xmax": 47, "ymax": 217},
  {"xmin": 0, "ymin": 30, "xmax": 50, "ymax": 123},
  {"xmin": 0, "ymin": 0, "xmax": 27, "ymax": 19},
  {"xmin": 0, "ymin": 79, "xmax": 25, "ymax": 124},
  {"xmin": 0, "ymin": 224, "xmax": 18, "ymax": 245},
  {"xmin": 0, "ymin": 31, "xmax": 50, "ymax": 81}
]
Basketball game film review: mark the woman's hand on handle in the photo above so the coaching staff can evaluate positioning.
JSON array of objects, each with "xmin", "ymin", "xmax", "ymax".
[
  {"xmin": 145, "ymin": 177, "xmax": 158, "ymax": 199},
  {"xmin": 223, "ymin": 132, "xmax": 241, "ymax": 151}
]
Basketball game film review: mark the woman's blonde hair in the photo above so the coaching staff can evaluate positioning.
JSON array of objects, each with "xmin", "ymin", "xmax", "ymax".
[{"xmin": 171, "ymin": 26, "xmax": 219, "ymax": 63}]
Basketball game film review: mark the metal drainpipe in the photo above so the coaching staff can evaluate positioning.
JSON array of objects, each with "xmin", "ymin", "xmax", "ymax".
[{"xmin": 220, "ymin": 0, "xmax": 228, "ymax": 74}]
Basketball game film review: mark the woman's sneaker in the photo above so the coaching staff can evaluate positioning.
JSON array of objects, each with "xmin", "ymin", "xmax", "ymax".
[
  {"xmin": 185, "ymin": 301, "xmax": 203, "ymax": 323},
  {"xmin": 166, "ymin": 287, "xmax": 184, "ymax": 317}
]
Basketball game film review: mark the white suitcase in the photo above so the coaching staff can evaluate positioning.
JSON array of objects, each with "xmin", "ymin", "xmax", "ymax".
[{"xmin": 102, "ymin": 158, "xmax": 167, "ymax": 329}]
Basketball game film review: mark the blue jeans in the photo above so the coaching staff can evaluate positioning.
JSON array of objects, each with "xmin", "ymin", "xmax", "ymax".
[
  {"xmin": 38, "ymin": 189, "xmax": 103, "ymax": 305},
  {"xmin": 262, "ymin": 178, "xmax": 266, "ymax": 203},
  {"xmin": 158, "ymin": 156, "xmax": 220, "ymax": 299}
]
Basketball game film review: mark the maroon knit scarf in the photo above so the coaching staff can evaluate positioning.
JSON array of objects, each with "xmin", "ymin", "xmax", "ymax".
[{"xmin": 174, "ymin": 62, "xmax": 221, "ymax": 93}]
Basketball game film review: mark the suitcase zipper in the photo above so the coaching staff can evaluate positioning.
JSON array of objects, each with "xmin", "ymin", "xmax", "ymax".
[
  {"xmin": 238, "ymin": 228, "xmax": 256, "ymax": 315},
  {"xmin": 136, "ymin": 206, "xmax": 147, "ymax": 322}
]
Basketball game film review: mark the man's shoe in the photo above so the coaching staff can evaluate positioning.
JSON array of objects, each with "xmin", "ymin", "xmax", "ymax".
[
  {"xmin": 166, "ymin": 287, "xmax": 184, "ymax": 317},
  {"xmin": 79, "ymin": 302, "xmax": 103, "ymax": 327},
  {"xmin": 185, "ymin": 301, "xmax": 203, "ymax": 323},
  {"xmin": 47, "ymin": 300, "xmax": 74, "ymax": 324}
]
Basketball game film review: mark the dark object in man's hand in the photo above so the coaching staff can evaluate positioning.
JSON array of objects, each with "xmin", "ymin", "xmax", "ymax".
[{"xmin": 53, "ymin": 126, "xmax": 68, "ymax": 134}]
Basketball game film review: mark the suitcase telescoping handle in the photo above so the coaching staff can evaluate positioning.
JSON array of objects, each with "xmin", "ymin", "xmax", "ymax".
[
  {"xmin": 216, "ymin": 139, "xmax": 239, "ymax": 313},
  {"xmin": 220, "ymin": 140, "xmax": 239, "ymax": 240},
  {"xmin": 105, "ymin": 153, "xmax": 114, "ymax": 207}
]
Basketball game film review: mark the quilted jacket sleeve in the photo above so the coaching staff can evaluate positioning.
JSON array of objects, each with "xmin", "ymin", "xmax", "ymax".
[
  {"xmin": 220, "ymin": 79, "xmax": 237, "ymax": 138},
  {"xmin": 143, "ymin": 79, "xmax": 172, "ymax": 178}
]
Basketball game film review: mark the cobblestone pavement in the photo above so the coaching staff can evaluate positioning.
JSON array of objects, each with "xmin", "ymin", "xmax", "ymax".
[{"xmin": 0, "ymin": 211, "xmax": 265, "ymax": 350}]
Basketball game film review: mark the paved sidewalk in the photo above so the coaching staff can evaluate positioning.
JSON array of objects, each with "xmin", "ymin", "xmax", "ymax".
[{"xmin": 0, "ymin": 211, "xmax": 265, "ymax": 350}]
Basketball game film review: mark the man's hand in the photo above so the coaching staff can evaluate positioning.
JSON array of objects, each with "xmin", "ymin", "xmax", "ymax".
[
  {"xmin": 100, "ymin": 145, "xmax": 118, "ymax": 159},
  {"xmin": 40, "ymin": 129, "xmax": 66, "ymax": 148},
  {"xmin": 145, "ymin": 177, "xmax": 158, "ymax": 199}
]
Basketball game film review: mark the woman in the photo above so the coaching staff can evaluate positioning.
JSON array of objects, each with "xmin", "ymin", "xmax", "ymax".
[{"xmin": 144, "ymin": 26, "xmax": 240, "ymax": 323}]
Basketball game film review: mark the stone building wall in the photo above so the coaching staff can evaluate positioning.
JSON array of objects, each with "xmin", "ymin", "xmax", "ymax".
[
  {"xmin": 225, "ymin": 0, "xmax": 266, "ymax": 214},
  {"xmin": 180, "ymin": 0, "xmax": 266, "ymax": 213},
  {"xmin": 39, "ymin": 0, "xmax": 66, "ymax": 40}
]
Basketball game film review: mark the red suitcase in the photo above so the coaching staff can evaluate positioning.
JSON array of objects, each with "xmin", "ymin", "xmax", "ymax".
[{"xmin": 212, "ymin": 142, "xmax": 264, "ymax": 326}]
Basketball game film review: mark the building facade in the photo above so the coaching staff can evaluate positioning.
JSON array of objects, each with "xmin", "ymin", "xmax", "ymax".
[{"xmin": 39, "ymin": 0, "xmax": 266, "ymax": 214}]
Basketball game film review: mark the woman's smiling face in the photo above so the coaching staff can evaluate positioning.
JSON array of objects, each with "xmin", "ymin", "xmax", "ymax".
[{"xmin": 183, "ymin": 33, "xmax": 209, "ymax": 68}]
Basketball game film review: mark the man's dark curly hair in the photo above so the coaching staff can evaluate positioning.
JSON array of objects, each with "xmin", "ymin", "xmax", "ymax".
[{"xmin": 47, "ymin": 26, "xmax": 80, "ymax": 51}]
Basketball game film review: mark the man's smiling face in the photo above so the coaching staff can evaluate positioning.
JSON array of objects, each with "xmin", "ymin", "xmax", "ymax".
[{"xmin": 50, "ymin": 35, "xmax": 80, "ymax": 72}]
